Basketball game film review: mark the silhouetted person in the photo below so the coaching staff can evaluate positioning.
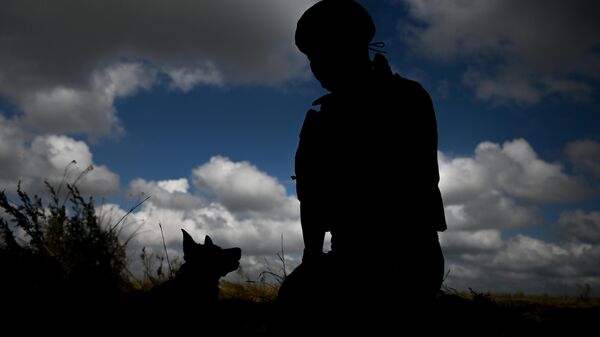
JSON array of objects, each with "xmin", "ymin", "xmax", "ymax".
[{"xmin": 277, "ymin": 0, "xmax": 446, "ymax": 334}]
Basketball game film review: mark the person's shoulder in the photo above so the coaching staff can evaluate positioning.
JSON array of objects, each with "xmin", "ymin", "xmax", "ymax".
[
  {"xmin": 392, "ymin": 74, "xmax": 428, "ymax": 96},
  {"xmin": 391, "ymin": 74, "xmax": 433, "ymax": 106},
  {"xmin": 312, "ymin": 93, "xmax": 334, "ymax": 107},
  {"xmin": 300, "ymin": 105, "xmax": 322, "ymax": 137},
  {"xmin": 373, "ymin": 53, "xmax": 430, "ymax": 99}
]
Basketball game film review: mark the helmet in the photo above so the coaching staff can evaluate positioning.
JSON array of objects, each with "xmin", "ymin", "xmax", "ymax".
[{"xmin": 295, "ymin": 0, "xmax": 376, "ymax": 56}]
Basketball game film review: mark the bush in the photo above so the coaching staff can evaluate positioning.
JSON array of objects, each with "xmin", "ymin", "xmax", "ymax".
[{"xmin": 0, "ymin": 182, "xmax": 129, "ymax": 303}]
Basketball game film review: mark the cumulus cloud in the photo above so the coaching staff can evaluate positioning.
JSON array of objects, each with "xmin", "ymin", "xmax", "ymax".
[
  {"xmin": 106, "ymin": 157, "xmax": 303, "ymax": 280},
  {"xmin": 566, "ymin": 140, "xmax": 600, "ymax": 178},
  {"xmin": 439, "ymin": 138, "xmax": 592, "ymax": 205},
  {"xmin": 156, "ymin": 178, "xmax": 190, "ymax": 194},
  {"xmin": 443, "ymin": 191, "xmax": 542, "ymax": 230},
  {"xmin": 402, "ymin": 0, "xmax": 600, "ymax": 103},
  {"xmin": 129, "ymin": 178, "xmax": 202, "ymax": 211},
  {"xmin": 0, "ymin": 0, "xmax": 314, "ymax": 138},
  {"xmin": 164, "ymin": 62, "xmax": 224, "ymax": 92},
  {"xmin": 492, "ymin": 235, "xmax": 570, "ymax": 273},
  {"xmin": 440, "ymin": 229, "xmax": 503, "ymax": 255},
  {"xmin": 192, "ymin": 156, "xmax": 299, "ymax": 220},
  {"xmin": 437, "ymin": 139, "xmax": 600, "ymax": 294},
  {"xmin": 110, "ymin": 143, "xmax": 600, "ymax": 291},
  {"xmin": 61, "ymin": 146, "xmax": 597, "ymax": 293},
  {"xmin": 0, "ymin": 116, "xmax": 119, "ymax": 196},
  {"xmin": 442, "ymin": 232, "xmax": 600, "ymax": 294}
]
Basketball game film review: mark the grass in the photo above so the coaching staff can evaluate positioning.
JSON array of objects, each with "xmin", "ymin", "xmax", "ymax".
[
  {"xmin": 489, "ymin": 292, "xmax": 600, "ymax": 309},
  {"xmin": 219, "ymin": 280, "xmax": 279, "ymax": 302},
  {"xmin": 0, "ymin": 181, "xmax": 130, "ymax": 297}
]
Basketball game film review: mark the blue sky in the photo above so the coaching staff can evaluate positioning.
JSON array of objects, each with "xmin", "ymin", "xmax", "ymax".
[{"xmin": 1, "ymin": 0, "xmax": 599, "ymax": 295}]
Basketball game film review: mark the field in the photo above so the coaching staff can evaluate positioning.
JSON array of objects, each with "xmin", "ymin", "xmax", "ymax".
[{"xmin": 218, "ymin": 282, "xmax": 600, "ymax": 336}]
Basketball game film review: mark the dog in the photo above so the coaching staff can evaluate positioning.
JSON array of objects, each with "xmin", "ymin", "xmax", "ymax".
[{"xmin": 149, "ymin": 229, "xmax": 242, "ymax": 303}]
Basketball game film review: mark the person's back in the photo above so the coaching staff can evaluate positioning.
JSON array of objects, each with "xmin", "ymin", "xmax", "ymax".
[{"xmin": 297, "ymin": 53, "xmax": 445, "ymax": 254}]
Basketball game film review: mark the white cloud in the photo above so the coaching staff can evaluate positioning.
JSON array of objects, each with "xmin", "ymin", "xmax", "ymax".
[
  {"xmin": 115, "ymin": 152, "xmax": 599, "ymax": 294},
  {"xmin": 104, "ymin": 197, "xmax": 303, "ymax": 281},
  {"xmin": 442, "ymin": 233, "xmax": 600, "ymax": 295},
  {"xmin": 192, "ymin": 156, "xmax": 299, "ymax": 220},
  {"xmin": 493, "ymin": 235, "xmax": 569, "ymax": 272},
  {"xmin": 484, "ymin": 139, "xmax": 591, "ymax": 202},
  {"xmin": 439, "ymin": 138, "xmax": 592, "ymax": 205},
  {"xmin": 0, "ymin": 0, "xmax": 315, "ymax": 138},
  {"xmin": 0, "ymin": 133, "xmax": 591, "ymax": 294},
  {"xmin": 129, "ymin": 178, "xmax": 202, "ymax": 211},
  {"xmin": 438, "ymin": 151, "xmax": 492, "ymax": 205},
  {"xmin": 0, "ymin": 118, "xmax": 119, "ymax": 196},
  {"xmin": 156, "ymin": 178, "xmax": 190, "ymax": 194},
  {"xmin": 109, "ymin": 158, "xmax": 304, "ymax": 281},
  {"xmin": 440, "ymin": 229, "xmax": 503, "ymax": 254},
  {"xmin": 566, "ymin": 140, "xmax": 600, "ymax": 178},
  {"xmin": 165, "ymin": 63, "xmax": 224, "ymax": 92},
  {"xmin": 66, "ymin": 148, "xmax": 599, "ymax": 295},
  {"xmin": 443, "ymin": 191, "xmax": 541, "ymax": 230},
  {"xmin": 436, "ymin": 139, "xmax": 600, "ymax": 294},
  {"xmin": 402, "ymin": 0, "xmax": 600, "ymax": 103}
]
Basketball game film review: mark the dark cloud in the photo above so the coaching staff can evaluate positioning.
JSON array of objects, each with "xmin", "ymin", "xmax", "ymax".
[
  {"xmin": 559, "ymin": 209, "xmax": 600, "ymax": 244},
  {"xmin": 566, "ymin": 140, "xmax": 600, "ymax": 178},
  {"xmin": 402, "ymin": 0, "xmax": 600, "ymax": 103},
  {"xmin": 0, "ymin": 0, "xmax": 314, "ymax": 137}
]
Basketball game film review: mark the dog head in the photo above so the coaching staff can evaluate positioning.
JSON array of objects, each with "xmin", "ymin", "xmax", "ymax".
[{"xmin": 181, "ymin": 229, "xmax": 241, "ymax": 277}]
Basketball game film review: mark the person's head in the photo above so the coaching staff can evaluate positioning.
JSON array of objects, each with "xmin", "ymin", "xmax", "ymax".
[{"xmin": 295, "ymin": 0, "xmax": 375, "ymax": 92}]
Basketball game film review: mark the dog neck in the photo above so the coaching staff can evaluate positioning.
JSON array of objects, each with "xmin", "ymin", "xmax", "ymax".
[{"xmin": 153, "ymin": 262, "xmax": 221, "ymax": 302}]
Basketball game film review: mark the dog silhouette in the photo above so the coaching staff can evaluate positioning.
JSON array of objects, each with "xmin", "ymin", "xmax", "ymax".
[
  {"xmin": 149, "ymin": 229, "xmax": 242, "ymax": 303},
  {"xmin": 115, "ymin": 229, "xmax": 243, "ymax": 334}
]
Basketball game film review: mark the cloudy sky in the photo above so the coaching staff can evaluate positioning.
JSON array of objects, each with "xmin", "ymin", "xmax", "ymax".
[{"xmin": 1, "ymin": 0, "xmax": 599, "ymax": 295}]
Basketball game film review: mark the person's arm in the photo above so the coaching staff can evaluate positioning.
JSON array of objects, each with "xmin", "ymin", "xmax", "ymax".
[
  {"xmin": 300, "ymin": 201, "xmax": 325, "ymax": 261},
  {"xmin": 419, "ymin": 84, "xmax": 447, "ymax": 232},
  {"xmin": 295, "ymin": 109, "xmax": 326, "ymax": 260}
]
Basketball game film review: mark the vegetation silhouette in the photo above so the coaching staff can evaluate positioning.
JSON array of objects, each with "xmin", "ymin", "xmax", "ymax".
[
  {"xmin": 0, "ymin": 181, "xmax": 129, "ymax": 330},
  {"xmin": 0, "ymin": 182, "xmax": 128, "ymax": 304},
  {"xmin": 0, "ymin": 182, "xmax": 245, "ymax": 333},
  {"xmin": 277, "ymin": 0, "xmax": 446, "ymax": 334}
]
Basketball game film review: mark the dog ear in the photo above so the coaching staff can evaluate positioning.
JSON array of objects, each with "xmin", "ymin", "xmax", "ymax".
[
  {"xmin": 204, "ymin": 235, "xmax": 214, "ymax": 246},
  {"xmin": 182, "ymin": 229, "xmax": 196, "ymax": 258}
]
